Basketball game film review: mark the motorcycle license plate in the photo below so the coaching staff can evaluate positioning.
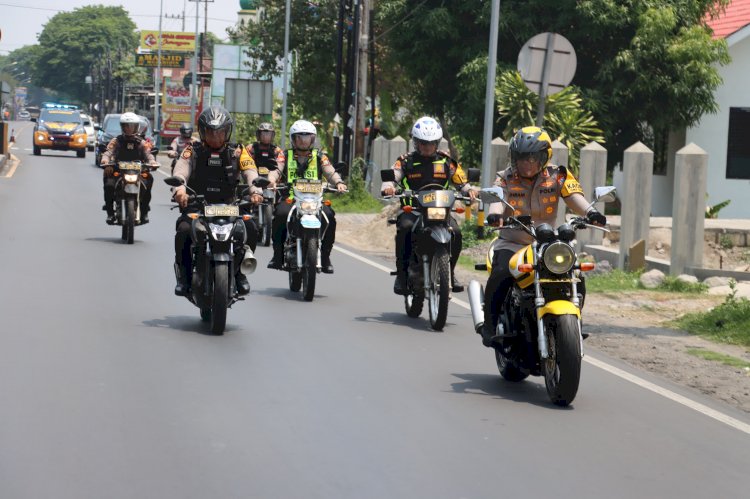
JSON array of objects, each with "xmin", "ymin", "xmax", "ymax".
[
  {"xmin": 204, "ymin": 205, "xmax": 239, "ymax": 217},
  {"xmin": 295, "ymin": 180, "xmax": 323, "ymax": 193},
  {"xmin": 119, "ymin": 162, "xmax": 142, "ymax": 172},
  {"xmin": 258, "ymin": 167, "xmax": 270, "ymax": 175},
  {"xmin": 421, "ymin": 191, "xmax": 450, "ymax": 204}
]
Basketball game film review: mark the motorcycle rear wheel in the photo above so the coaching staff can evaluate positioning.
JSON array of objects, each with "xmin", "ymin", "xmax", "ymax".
[
  {"xmin": 302, "ymin": 237, "xmax": 318, "ymax": 302},
  {"xmin": 404, "ymin": 292, "xmax": 424, "ymax": 318},
  {"xmin": 495, "ymin": 348, "xmax": 529, "ymax": 382},
  {"xmin": 211, "ymin": 262, "xmax": 229, "ymax": 335},
  {"xmin": 543, "ymin": 314, "xmax": 582, "ymax": 406},
  {"xmin": 200, "ymin": 307, "xmax": 211, "ymax": 322},
  {"xmin": 428, "ymin": 247, "xmax": 451, "ymax": 331},
  {"xmin": 289, "ymin": 271, "xmax": 302, "ymax": 292}
]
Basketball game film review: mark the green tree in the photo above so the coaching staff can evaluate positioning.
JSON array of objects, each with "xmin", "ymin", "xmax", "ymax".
[
  {"xmin": 34, "ymin": 6, "xmax": 139, "ymax": 103},
  {"xmin": 228, "ymin": 1, "xmax": 339, "ymax": 122}
]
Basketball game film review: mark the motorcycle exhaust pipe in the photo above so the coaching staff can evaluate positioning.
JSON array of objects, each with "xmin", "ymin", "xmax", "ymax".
[
  {"xmin": 467, "ymin": 280, "xmax": 485, "ymax": 333},
  {"xmin": 241, "ymin": 246, "xmax": 257, "ymax": 274}
]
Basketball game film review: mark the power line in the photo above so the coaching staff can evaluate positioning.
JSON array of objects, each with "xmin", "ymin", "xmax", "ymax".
[{"xmin": 0, "ymin": 3, "xmax": 235, "ymax": 22}]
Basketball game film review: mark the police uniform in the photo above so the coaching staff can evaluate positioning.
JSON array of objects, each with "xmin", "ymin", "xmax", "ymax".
[
  {"xmin": 381, "ymin": 150, "xmax": 473, "ymax": 291},
  {"xmin": 269, "ymin": 148, "xmax": 343, "ymax": 271},
  {"xmin": 482, "ymin": 164, "xmax": 586, "ymax": 341},
  {"xmin": 172, "ymin": 142, "xmax": 260, "ymax": 284},
  {"xmin": 101, "ymin": 135, "xmax": 157, "ymax": 218}
]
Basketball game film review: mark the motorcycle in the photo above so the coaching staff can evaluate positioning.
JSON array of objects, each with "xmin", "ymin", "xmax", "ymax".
[
  {"xmin": 164, "ymin": 176, "xmax": 257, "ymax": 335},
  {"xmin": 467, "ymin": 185, "xmax": 617, "ymax": 406},
  {"xmin": 112, "ymin": 161, "xmax": 151, "ymax": 244},
  {"xmin": 257, "ymin": 176, "xmax": 346, "ymax": 302},
  {"xmin": 380, "ymin": 167, "xmax": 481, "ymax": 331}
]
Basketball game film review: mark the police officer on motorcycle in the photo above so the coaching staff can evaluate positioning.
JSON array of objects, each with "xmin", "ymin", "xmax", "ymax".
[
  {"xmin": 169, "ymin": 124, "xmax": 195, "ymax": 158},
  {"xmin": 381, "ymin": 116, "xmax": 478, "ymax": 295},
  {"xmin": 480, "ymin": 126, "xmax": 607, "ymax": 347},
  {"xmin": 100, "ymin": 112, "xmax": 159, "ymax": 225},
  {"xmin": 171, "ymin": 106, "xmax": 262, "ymax": 297},
  {"xmin": 267, "ymin": 120, "xmax": 347, "ymax": 274},
  {"xmin": 238, "ymin": 122, "xmax": 285, "ymax": 181}
]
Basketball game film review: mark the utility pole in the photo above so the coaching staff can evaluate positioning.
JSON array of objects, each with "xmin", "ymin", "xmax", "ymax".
[
  {"xmin": 189, "ymin": 0, "xmax": 201, "ymax": 125},
  {"xmin": 155, "ymin": 0, "xmax": 164, "ymax": 139},
  {"xmin": 354, "ymin": 0, "xmax": 370, "ymax": 159},
  {"xmin": 281, "ymin": 0, "xmax": 291, "ymax": 149},
  {"xmin": 481, "ymin": 0, "xmax": 501, "ymax": 188},
  {"xmin": 333, "ymin": 0, "xmax": 346, "ymax": 162}
]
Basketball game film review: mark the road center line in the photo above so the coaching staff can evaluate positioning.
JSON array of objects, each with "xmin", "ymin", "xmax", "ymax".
[{"xmin": 333, "ymin": 244, "xmax": 750, "ymax": 435}]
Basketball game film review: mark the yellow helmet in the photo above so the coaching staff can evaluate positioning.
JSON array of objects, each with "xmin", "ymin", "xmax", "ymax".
[{"xmin": 509, "ymin": 126, "xmax": 553, "ymax": 169}]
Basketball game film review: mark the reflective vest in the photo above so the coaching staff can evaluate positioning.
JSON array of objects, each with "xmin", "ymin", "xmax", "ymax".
[
  {"xmin": 399, "ymin": 152, "xmax": 451, "ymax": 205},
  {"xmin": 252, "ymin": 142, "xmax": 280, "ymax": 170},
  {"xmin": 115, "ymin": 136, "xmax": 146, "ymax": 162},
  {"xmin": 286, "ymin": 149, "xmax": 320, "ymax": 182}
]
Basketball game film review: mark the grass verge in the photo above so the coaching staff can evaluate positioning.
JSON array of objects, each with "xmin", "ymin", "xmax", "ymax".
[
  {"xmin": 674, "ymin": 284, "xmax": 750, "ymax": 347},
  {"xmin": 685, "ymin": 348, "xmax": 750, "ymax": 369}
]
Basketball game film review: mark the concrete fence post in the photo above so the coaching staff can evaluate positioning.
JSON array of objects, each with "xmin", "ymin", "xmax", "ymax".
[
  {"xmin": 438, "ymin": 138, "xmax": 449, "ymax": 151},
  {"xmin": 670, "ymin": 143, "xmax": 708, "ymax": 275},
  {"xmin": 618, "ymin": 142, "xmax": 654, "ymax": 270},
  {"xmin": 551, "ymin": 140, "xmax": 569, "ymax": 227},
  {"xmin": 577, "ymin": 142, "xmax": 608, "ymax": 250},
  {"xmin": 368, "ymin": 136, "xmax": 387, "ymax": 197},
  {"xmin": 490, "ymin": 137, "xmax": 509, "ymax": 184},
  {"xmin": 390, "ymin": 136, "xmax": 408, "ymax": 166}
]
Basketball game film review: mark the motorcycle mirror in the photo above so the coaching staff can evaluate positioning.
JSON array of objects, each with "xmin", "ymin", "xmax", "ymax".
[
  {"xmin": 593, "ymin": 186, "xmax": 617, "ymax": 204},
  {"xmin": 467, "ymin": 168, "xmax": 481, "ymax": 183},
  {"xmin": 253, "ymin": 177, "xmax": 271, "ymax": 188},
  {"xmin": 164, "ymin": 176, "xmax": 184, "ymax": 187},
  {"xmin": 380, "ymin": 169, "xmax": 396, "ymax": 182},
  {"xmin": 479, "ymin": 186, "xmax": 504, "ymax": 204}
]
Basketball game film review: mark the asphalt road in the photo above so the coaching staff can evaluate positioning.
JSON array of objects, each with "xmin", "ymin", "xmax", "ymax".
[{"xmin": 1, "ymin": 123, "xmax": 749, "ymax": 498}]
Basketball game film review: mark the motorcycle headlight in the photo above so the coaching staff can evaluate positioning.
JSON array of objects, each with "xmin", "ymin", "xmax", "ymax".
[
  {"xmin": 123, "ymin": 174, "xmax": 139, "ymax": 182},
  {"xmin": 543, "ymin": 241, "xmax": 575, "ymax": 274},
  {"xmin": 209, "ymin": 223, "xmax": 233, "ymax": 241},
  {"xmin": 426, "ymin": 207, "xmax": 447, "ymax": 220},
  {"xmin": 300, "ymin": 200, "xmax": 319, "ymax": 212}
]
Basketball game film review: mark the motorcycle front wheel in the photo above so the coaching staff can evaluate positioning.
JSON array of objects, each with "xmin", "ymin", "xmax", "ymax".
[
  {"xmin": 122, "ymin": 198, "xmax": 135, "ymax": 244},
  {"xmin": 427, "ymin": 246, "xmax": 451, "ymax": 331},
  {"xmin": 302, "ymin": 237, "xmax": 318, "ymax": 302},
  {"xmin": 543, "ymin": 314, "xmax": 582, "ymax": 406},
  {"xmin": 210, "ymin": 262, "xmax": 230, "ymax": 335}
]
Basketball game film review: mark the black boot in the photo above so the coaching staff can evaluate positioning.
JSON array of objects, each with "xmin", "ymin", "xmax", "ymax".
[
  {"xmin": 321, "ymin": 252, "xmax": 334, "ymax": 274},
  {"xmin": 174, "ymin": 263, "xmax": 190, "ymax": 297},
  {"xmin": 235, "ymin": 272, "xmax": 250, "ymax": 295},
  {"xmin": 480, "ymin": 322, "xmax": 496, "ymax": 348},
  {"xmin": 451, "ymin": 267, "xmax": 464, "ymax": 293},
  {"xmin": 140, "ymin": 208, "xmax": 149, "ymax": 224},
  {"xmin": 106, "ymin": 210, "xmax": 116, "ymax": 225},
  {"xmin": 267, "ymin": 246, "xmax": 283, "ymax": 270}
]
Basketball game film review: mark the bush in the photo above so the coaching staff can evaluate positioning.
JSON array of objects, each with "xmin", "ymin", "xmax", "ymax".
[
  {"xmin": 325, "ymin": 157, "xmax": 382, "ymax": 213},
  {"xmin": 676, "ymin": 281, "xmax": 750, "ymax": 347}
]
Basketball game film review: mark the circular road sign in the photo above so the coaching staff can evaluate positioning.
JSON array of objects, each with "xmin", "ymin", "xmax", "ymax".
[{"xmin": 517, "ymin": 32, "xmax": 577, "ymax": 96}]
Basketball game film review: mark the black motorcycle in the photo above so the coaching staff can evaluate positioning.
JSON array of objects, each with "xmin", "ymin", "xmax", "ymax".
[
  {"xmin": 112, "ymin": 161, "xmax": 150, "ymax": 244},
  {"xmin": 254, "ymin": 166, "xmax": 277, "ymax": 246},
  {"xmin": 164, "ymin": 177, "xmax": 256, "ymax": 335},
  {"xmin": 381, "ymin": 168, "xmax": 480, "ymax": 331}
]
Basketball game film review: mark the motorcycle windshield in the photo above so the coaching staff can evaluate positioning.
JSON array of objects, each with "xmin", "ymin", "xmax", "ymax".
[{"xmin": 416, "ymin": 189, "xmax": 455, "ymax": 208}]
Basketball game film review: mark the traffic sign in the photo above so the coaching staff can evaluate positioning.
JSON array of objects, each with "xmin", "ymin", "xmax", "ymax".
[{"xmin": 517, "ymin": 32, "xmax": 576, "ymax": 96}]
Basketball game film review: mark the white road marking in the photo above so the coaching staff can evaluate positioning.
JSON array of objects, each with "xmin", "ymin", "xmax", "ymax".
[{"xmin": 333, "ymin": 245, "xmax": 750, "ymax": 435}]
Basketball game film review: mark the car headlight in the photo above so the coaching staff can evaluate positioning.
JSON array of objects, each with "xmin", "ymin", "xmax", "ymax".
[
  {"xmin": 542, "ymin": 241, "xmax": 575, "ymax": 274},
  {"xmin": 209, "ymin": 223, "xmax": 233, "ymax": 241},
  {"xmin": 124, "ymin": 174, "xmax": 139, "ymax": 182},
  {"xmin": 300, "ymin": 200, "xmax": 319, "ymax": 212},
  {"xmin": 426, "ymin": 207, "xmax": 447, "ymax": 220}
]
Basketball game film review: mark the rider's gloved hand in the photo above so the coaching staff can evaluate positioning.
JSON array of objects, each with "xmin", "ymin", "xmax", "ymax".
[
  {"xmin": 486, "ymin": 214, "xmax": 504, "ymax": 227},
  {"xmin": 586, "ymin": 209, "xmax": 607, "ymax": 227},
  {"xmin": 382, "ymin": 186, "xmax": 396, "ymax": 196},
  {"xmin": 336, "ymin": 182, "xmax": 348, "ymax": 193},
  {"xmin": 251, "ymin": 193, "xmax": 263, "ymax": 204},
  {"xmin": 168, "ymin": 151, "xmax": 177, "ymax": 158},
  {"xmin": 174, "ymin": 189, "xmax": 189, "ymax": 209}
]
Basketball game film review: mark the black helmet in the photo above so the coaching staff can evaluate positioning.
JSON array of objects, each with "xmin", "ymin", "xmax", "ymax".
[
  {"xmin": 198, "ymin": 106, "xmax": 233, "ymax": 144},
  {"xmin": 137, "ymin": 117, "xmax": 149, "ymax": 138},
  {"xmin": 256, "ymin": 122, "xmax": 275, "ymax": 141},
  {"xmin": 179, "ymin": 123, "xmax": 193, "ymax": 138},
  {"xmin": 509, "ymin": 126, "xmax": 553, "ymax": 169}
]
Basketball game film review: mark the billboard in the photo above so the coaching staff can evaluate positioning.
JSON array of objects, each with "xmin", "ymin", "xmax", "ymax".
[
  {"xmin": 161, "ymin": 77, "xmax": 193, "ymax": 137},
  {"xmin": 136, "ymin": 53, "xmax": 185, "ymax": 68},
  {"xmin": 140, "ymin": 31, "xmax": 196, "ymax": 52}
]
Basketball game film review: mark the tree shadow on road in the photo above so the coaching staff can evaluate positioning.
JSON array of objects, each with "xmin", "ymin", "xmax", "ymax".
[
  {"xmin": 142, "ymin": 315, "xmax": 241, "ymax": 336},
  {"xmin": 353, "ymin": 311, "xmax": 453, "ymax": 333},
  {"xmin": 449, "ymin": 372, "xmax": 573, "ymax": 410}
]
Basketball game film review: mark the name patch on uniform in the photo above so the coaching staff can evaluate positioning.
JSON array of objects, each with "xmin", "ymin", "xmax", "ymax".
[{"xmin": 208, "ymin": 157, "xmax": 222, "ymax": 167}]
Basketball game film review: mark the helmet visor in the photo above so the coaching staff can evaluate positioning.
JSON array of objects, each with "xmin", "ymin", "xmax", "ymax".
[
  {"xmin": 121, "ymin": 123, "xmax": 138, "ymax": 135},
  {"xmin": 292, "ymin": 133, "xmax": 314, "ymax": 150},
  {"xmin": 205, "ymin": 128, "xmax": 228, "ymax": 148}
]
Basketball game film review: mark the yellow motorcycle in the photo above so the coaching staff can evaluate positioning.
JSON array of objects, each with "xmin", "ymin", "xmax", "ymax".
[{"xmin": 468, "ymin": 186, "xmax": 616, "ymax": 406}]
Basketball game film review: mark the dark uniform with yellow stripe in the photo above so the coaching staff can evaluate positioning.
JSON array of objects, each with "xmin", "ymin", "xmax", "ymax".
[{"xmin": 382, "ymin": 150, "xmax": 474, "ymax": 293}]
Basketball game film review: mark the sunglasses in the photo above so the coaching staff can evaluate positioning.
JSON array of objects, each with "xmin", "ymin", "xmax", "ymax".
[{"xmin": 415, "ymin": 138, "xmax": 439, "ymax": 146}]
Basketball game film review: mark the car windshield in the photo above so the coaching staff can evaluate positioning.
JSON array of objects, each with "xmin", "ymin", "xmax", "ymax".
[
  {"xmin": 40, "ymin": 109, "xmax": 81, "ymax": 124},
  {"xmin": 103, "ymin": 117, "xmax": 122, "ymax": 134}
]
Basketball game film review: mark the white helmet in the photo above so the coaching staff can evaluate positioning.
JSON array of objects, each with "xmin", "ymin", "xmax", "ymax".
[
  {"xmin": 411, "ymin": 116, "xmax": 442, "ymax": 148},
  {"xmin": 120, "ymin": 112, "xmax": 140, "ymax": 136},
  {"xmin": 289, "ymin": 120, "xmax": 317, "ymax": 150}
]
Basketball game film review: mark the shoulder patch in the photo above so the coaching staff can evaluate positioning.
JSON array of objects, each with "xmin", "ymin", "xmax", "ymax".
[{"xmin": 181, "ymin": 146, "xmax": 193, "ymax": 159}]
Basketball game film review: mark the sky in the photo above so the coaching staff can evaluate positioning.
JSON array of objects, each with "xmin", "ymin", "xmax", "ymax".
[{"xmin": 0, "ymin": 0, "xmax": 242, "ymax": 55}]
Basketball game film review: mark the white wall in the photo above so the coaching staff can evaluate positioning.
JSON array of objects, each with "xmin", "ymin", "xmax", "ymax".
[{"xmin": 686, "ymin": 31, "xmax": 750, "ymax": 219}]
